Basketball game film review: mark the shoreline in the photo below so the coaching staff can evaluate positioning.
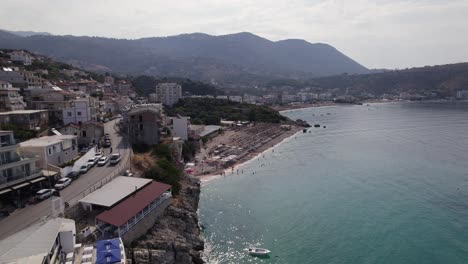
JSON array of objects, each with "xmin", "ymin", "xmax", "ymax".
[{"xmin": 197, "ymin": 125, "xmax": 302, "ymax": 183}]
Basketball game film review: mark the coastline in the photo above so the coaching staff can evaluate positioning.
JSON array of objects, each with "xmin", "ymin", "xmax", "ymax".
[{"xmin": 197, "ymin": 125, "xmax": 302, "ymax": 183}]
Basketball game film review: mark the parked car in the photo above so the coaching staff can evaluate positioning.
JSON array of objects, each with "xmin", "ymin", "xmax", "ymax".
[
  {"xmin": 103, "ymin": 140, "xmax": 111, "ymax": 148},
  {"xmin": 35, "ymin": 189, "xmax": 54, "ymax": 200},
  {"xmin": 87, "ymin": 156, "xmax": 99, "ymax": 167},
  {"xmin": 54, "ymin": 177, "xmax": 72, "ymax": 190},
  {"xmin": 79, "ymin": 163, "xmax": 92, "ymax": 174},
  {"xmin": 97, "ymin": 156, "xmax": 109, "ymax": 166},
  {"xmin": 67, "ymin": 171, "xmax": 80, "ymax": 181},
  {"xmin": 95, "ymin": 150, "xmax": 103, "ymax": 158},
  {"xmin": 79, "ymin": 147, "xmax": 89, "ymax": 154},
  {"xmin": 109, "ymin": 153, "xmax": 121, "ymax": 165},
  {"xmin": 123, "ymin": 170, "xmax": 134, "ymax": 177}
]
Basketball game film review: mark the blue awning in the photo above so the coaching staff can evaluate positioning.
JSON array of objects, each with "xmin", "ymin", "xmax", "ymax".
[
  {"xmin": 96, "ymin": 238, "xmax": 120, "ymax": 252},
  {"xmin": 96, "ymin": 249, "xmax": 121, "ymax": 264}
]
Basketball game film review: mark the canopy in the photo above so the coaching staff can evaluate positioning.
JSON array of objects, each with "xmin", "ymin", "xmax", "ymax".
[
  {"xmin": 96, "ymin": 238, "xmax": 120, "ymax": 252},
  {"xmin": 96, "ymin": 249, "xmax": 121, "ymax": 264}
]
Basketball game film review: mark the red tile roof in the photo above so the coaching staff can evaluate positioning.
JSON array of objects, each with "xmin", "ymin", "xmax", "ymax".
[{"xmin": 96, "ymin": 181, "xmax": 171, "ymax": 227}]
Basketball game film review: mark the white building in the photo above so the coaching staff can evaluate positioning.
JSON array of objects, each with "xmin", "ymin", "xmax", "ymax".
[
  {"xmin": 166, "ymin": 116, "xmax": 190, "ymax": 141},
  {"xmin": 0, "ymin": 217, "xmax": 76, "ymax": 264},
  {"xmin": 0, "ymin": 81, "xmax": 26, "ymax": 111},
  {"xmin": 8, "ymin": 51, "xmax": 34, "ymax": 66},
  {"xmin": 155, "ymin": 83, "xmax": 182, "ymax": 106},
  {"xmin": 62, "ymin": 98, "xmax": 93, "ymax": 125},
  {"xmin": 19, "ymin": 135, "xmax": 78, "ymax": 168},
  {"xmin": 0, "ymin": 130, "xmax": 41, "ymax": 191},
  {"xmin": 456, "ymin": 90, "xmax": 468, "ymax": 99},
  {"xmin": 229, "ymin": 95, "xmax": 243, "ymax": 103}
]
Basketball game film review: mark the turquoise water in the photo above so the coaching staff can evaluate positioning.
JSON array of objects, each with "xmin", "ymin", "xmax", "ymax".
[{"xmin": 199, "ymin": 102, "xmax": 468, "ymax": 264}]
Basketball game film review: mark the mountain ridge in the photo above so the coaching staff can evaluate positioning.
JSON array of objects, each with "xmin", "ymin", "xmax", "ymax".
[{"xmin": 0, "ymin": 30, "xmax": 369, "ymax": 83}]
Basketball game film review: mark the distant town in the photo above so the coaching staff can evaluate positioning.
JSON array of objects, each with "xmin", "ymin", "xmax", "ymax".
[{"xmin": 0, "ymin": 48, "xmax": 467, "ymax": 264}]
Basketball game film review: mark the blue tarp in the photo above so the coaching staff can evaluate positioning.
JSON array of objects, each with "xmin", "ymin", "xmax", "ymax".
[
  {"xmin": 96, "ymin": 249, "xmax": 121, "ymax": 264},
  {"xmin": 97, "ymin": 238, "xmax": 120, "ymax": 252}
]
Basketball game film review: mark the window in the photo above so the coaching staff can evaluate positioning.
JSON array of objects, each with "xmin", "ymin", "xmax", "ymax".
[
  {"xmin": 139, "ymin": 115, "xmax": 143, "ymax": 122},
  {"xmin": 140, "ymin": 124, "xmax": 143, "ymax": 131},
  {"xmin": 77, "ymin": 111, "xmax": 82, "ymax": 116},
  {"xmin": 82, "ymin": 131, "xmax": 87, "ymax": 137},
  {"xmin": 67, "ymin": 112, "xmax": 72, "ymax": 117},
  {"xmin": 48, "ymin": 147, "xmax": 52, "ymax": 156}
]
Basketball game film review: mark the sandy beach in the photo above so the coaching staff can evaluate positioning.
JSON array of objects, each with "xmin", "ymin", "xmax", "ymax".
[{"xmin": 191, "ymin": 123, "xmax": 302, "ymax": 181}]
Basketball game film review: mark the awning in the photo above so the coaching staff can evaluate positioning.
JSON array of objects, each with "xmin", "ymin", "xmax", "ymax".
[
  {"xmin": 12, "ymin": 182, "xmax": 30, "ymax": 190},
  {"xmin": 0, "ymin": 188, "xmax": 12, "ymax": 195},
  {"xmin": 42, "ymin": 170, "xmax": 59, "ymax": 177},
  {"xmin": 30, "ymin": 177, "xmax": 47, "ymax": 183}
]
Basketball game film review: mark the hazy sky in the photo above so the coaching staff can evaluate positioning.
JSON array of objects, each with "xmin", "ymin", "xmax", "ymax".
[{"xmin": 1, "ymin": 0, "xmax": 467, "ymax": 69}]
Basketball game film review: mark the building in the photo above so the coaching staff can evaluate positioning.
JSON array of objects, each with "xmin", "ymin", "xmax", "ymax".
[
  {"xmin": 0, "ymin": 67, "xmax": 25, "ymax": 85},
  {"xmin": 8, "ymin": 51, "xmax": 34, "ymax": 66},
  {"xmin": 229, "ymin": 95, "xmax": 243, "ymax": 103},
  {"xmin": 59, "ymin": 121, "xmax": 104, "ymax": 146},
  {"xmin": 95, "ymin": 180, "xmax": 172, "ymax": 244},
  {"xmin": 0, "ymin": 81, "xmax": 26, "ymax": 111},
  {"xmin": 0, "ymin": 217, "xmax": 76, "ymax": 264},
  {"xmin": 124, "ymin": 104, "xmax": 163, "ymax": 145},
  {"xmin": 0, "ymin": 131, "xmax": 43, "ymax": 209},
  {"xmin": 62, "ymin": 98, "xmax": 94, "ymax": 125},
  {"xmin": 19, "ymin": 135, "xmax": 78, "ymax": 168},
  {"xmin": 190, "ymin": 125, "xmax": 221, "ymax": 140},
  {"xmin": 155, "ymin": 83, "xmax": 182, "ymax": 106},
  {"xmin": 0, "ymin": 110, "xmax": 49, "ymax": 130},
  {"xmin": 456, "ymin": 90, "xmax": 468, "ymax": 99},
  {"xmin": 166, "ymin": 116, "xmax": 190, "ymax": 141}
]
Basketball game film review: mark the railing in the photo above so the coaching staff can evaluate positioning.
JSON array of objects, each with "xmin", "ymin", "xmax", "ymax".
[
  {"xmin": 0, "ymin": 169, "xmax": 43, "ymax": 189},
  {"xmin": 119, "ymin": 193, "xmax": 171, "ymax": 236}
]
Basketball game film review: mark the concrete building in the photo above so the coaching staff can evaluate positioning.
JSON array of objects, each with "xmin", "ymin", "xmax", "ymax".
[
  {"xmin": 0, "ymin": 131, "xmax": 42, "ymax": 192},
  {"xmin": 166, "ymin": 116, "xmax": 190, "ymax": 141},
  {"xmin": 229, "ymin": 95, "xmax": 243, "ymax": 103},
  {"xmin": 125, "ymin": 104, "xmax": 163, "ymax": 146},
  {"xmin": 59, "ymin": 121, "xmax": 104, "ymax": 146},
  {"xmin": 456, "ymin": 90, "xmax": 468, "ymax": 99},
  {"xmin": 0, "ymin": 110, "xmax": 49, "ymax": 130},
  {"xmin": 62, "ymin": 98, "xmax": 94, "ymax": 125},
  {"xmin": 0, "ymin": 81, "xmax": 26, "ymax": 111},
  {"xmin": 155, "ymin": 83, "xmax": 182, "ymax": 106},
  {"xmin": 0, "ymin": 67, "xmax": 25, "ymax": 85},
  {"xmin": 0, "ymin": 217, "xmax": 76, "ymax": 264},
  {"xmin": 8, "ymin": 51, "xmax": 34, "ymax": 66},
  {"xmin": 19, "ymin": 135, "xmax": 78, "ymax": 168}
]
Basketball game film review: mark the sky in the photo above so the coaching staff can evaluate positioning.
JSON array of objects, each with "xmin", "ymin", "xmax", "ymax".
[{"xmin": 1, "ymin": 0, "xmax": 467, "ymax": 69}]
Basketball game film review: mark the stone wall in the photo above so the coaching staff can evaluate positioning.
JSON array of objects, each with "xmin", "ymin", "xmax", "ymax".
[{"xmin": 122, "ymin": 197, "xmax": 172, "ymax": 246}]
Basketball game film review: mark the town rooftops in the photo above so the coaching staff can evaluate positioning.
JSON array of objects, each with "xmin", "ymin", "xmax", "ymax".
[
  {"xmin": 0, "ymin": 217, "xmax": 75, "ymax": 264},
  {"xmin": 19, "ymin": 135, "xmax": 77, "ymax": 147},
  {"xmin": 80, "ymin": 176, "xmax": 152, "ymax": 208},
  {"xmin": 0, "ymin": 110, "xmax": 47, "ymax": 115},
  {"xmin": 96, "ymin": 181, "xmax": 171, "ymax": 227}
]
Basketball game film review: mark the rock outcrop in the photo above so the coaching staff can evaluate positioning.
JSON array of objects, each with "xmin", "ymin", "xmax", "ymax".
[{"xmin": 129, "ymin": 176, "xmax": 204, "ymax": 264}]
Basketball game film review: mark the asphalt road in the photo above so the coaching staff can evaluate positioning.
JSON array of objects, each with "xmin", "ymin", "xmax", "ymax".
[{"xmin": 0, "ymin": 118, "xmax": 131, "ymax": 240}]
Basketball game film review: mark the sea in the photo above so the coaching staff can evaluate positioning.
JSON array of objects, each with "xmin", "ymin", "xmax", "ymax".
[{"xmin": 199, "ymin": 101, "xmax": 468, "ymax": 264}]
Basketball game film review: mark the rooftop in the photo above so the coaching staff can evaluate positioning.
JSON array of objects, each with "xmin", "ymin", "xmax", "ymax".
[
  {"xmin": 0, "ymin": 217, "xmax": 75, "ymax": 264},
  {"xmin": 96, "ymin": 181, "xmax": 171, "ymax": 227},
  {"xmin": 19, "ymin": 135, "xmax": 77, "ymax": 147},
  {"xmin": 0, "ymin": 110, "xmax": 47, "ymax": 115},
  {"xmin": 80, "ymin": 176, "xmax": 152, "ymax": 208}
]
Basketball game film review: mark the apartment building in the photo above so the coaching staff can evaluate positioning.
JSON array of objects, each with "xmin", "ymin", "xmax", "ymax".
[{"xmin": 155, "ymin": 83, "xmax": 182, "ymax": 106}]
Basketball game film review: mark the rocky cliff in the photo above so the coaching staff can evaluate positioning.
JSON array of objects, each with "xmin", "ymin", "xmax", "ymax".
[{"xmin": 129, "ymin": 176, "xmax": 204, "ymax": 264}]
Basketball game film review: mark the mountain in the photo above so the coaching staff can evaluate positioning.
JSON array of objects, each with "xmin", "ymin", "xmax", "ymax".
[
  {"xmin": 0, "ymin": 29, "xmax": 52, "ymax": 37},
  {"xmin": 0, "ymin": 30, "xmax": 368, "ymax": 83}
]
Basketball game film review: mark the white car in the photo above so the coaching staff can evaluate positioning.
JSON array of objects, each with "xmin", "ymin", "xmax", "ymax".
[
  {"xmin": 97, "ymin": 156, "xmax": 109, "ymax": 166},
  {"xmin": 95, "ymin": 152, "xmax": 103, "ymax": 159},
  {"xmin": 54, "ymin": 177, "xmax": 71, "ymax": 190},
  {"xmin": 35, "ymin": 189, "xmax": 54, "ymax": 200},
  {"xmin": 109, "ymin": 153, "xmax": 121, "ymax": 165},
  {"xmin": 79, "ymin": 163, "xmax": 92, "ymax": 174},
  {"xmin": 87, "ymin": 156, "xmax": 99, "ymax": 167}
]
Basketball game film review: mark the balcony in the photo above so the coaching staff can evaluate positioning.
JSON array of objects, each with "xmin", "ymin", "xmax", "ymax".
[{"xmin": 0, "ymin": 169, "xmax": 43, "ymax": 190}]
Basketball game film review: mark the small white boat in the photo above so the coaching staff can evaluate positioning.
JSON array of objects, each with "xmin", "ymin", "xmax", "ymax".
[{"xmin": 248, "ymin": 247, "xmax": 271, "ymax": 256}]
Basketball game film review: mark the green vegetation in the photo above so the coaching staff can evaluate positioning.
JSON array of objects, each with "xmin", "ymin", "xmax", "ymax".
[
  {"xmin": 0, "ymin": 124, "xmax": 37, "ymax": 141},
  {"xmin": 165, "ymin": 98, "xmax": 287, "ymax": 125},
  {"xmin": 182, "ymin": 142, "xmax": 197, "ymax": 162},
  {"xmin": 141, "ymin": 144, "xmax": 182, "ymax": 194},
  {"xmin": 131, "ymin": 75, "xmax": 223, "ymax": 97}
]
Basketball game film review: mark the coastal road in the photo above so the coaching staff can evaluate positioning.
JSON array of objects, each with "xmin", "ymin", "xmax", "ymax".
[{"xmin": 0, "ymin": 119, "xmax": 131, "ymax": 240}]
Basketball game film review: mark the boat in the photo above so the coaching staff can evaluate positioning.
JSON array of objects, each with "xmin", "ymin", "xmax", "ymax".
[{"xmin": 248, "ymin": 247, "xmax": 271, "ymax": 256}]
